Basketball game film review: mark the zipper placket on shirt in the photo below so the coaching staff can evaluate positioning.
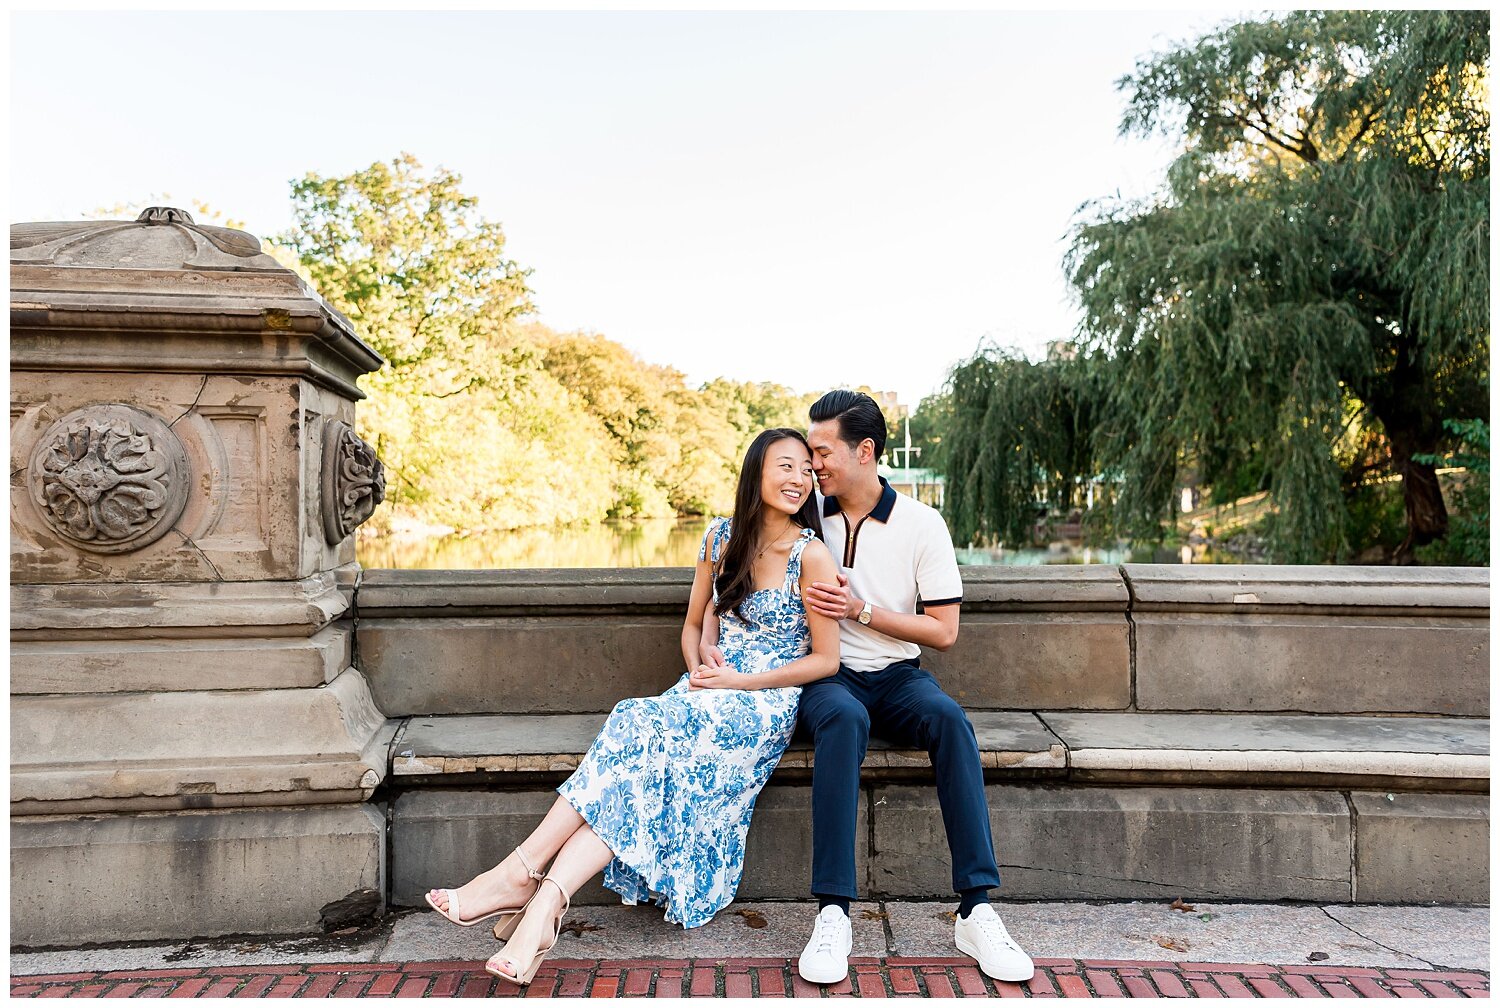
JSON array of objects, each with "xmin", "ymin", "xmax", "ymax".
[{"xmin": 840, "ymin": 510, "xmax": 871, "ymax": 568}]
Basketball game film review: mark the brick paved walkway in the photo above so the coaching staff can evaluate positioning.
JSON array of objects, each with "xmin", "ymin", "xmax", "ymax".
[{"xmin": 9, "ymin": 957, "xmax": 1489, "ymax": 997}]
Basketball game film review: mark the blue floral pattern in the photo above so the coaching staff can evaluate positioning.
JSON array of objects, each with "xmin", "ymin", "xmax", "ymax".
[{"xmin": 557, "ymin": 518, "xmax": 815, "ymax": 929}]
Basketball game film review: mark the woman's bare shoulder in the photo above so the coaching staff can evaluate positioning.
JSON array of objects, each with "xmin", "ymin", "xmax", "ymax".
[{"xmin": 799, "ymin": 537, "xmax": 837, "ymax": 572}]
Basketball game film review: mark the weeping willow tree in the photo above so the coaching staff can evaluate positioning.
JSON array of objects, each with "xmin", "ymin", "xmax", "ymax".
[
  {"xmin": 942, "ymin": 347, "xmax": 1099, "ymax": 547},
  {"xmin": 1066, "ymin": 9, "xmax": 1490, "ymax": 563},
  {"xmin": 947, "ymin": 11, "xmax": 1488, "ymax": 562}
]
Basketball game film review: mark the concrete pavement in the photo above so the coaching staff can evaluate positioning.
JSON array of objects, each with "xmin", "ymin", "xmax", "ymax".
[{"xmin": 10, "ymin": 899, "xmax": 1488, "ymax": 997}]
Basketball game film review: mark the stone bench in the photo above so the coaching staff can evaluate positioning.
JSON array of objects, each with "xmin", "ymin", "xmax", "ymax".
[
  {"xmin": 385, "ymin": 710, "xmax": 1489, "ymax": 908},
  {"xmin": 388, "ymin": 710, "xmax": 1488, "ymax": 792},
  {"xmin": 390, "ymin": 711, "xmax": 1066, "ymax": 778}
]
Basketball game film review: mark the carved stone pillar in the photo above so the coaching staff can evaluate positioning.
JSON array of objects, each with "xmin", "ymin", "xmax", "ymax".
[{"xmin": 10, "ymin": 209, "xmax": 392, "ymax": 944}]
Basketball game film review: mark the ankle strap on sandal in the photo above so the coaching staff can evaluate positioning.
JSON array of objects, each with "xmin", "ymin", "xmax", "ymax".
[
  {"xmin": 516, "ymin": 848, "xmax": 546, "ymax": 882},
  {"xmin": 540, "ymin": 875, "xmax": 570, "ymax": 909}
]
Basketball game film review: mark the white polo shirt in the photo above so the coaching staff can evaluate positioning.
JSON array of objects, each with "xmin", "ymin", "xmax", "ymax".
[{"xmin": 815, "ymin": 477, "xmax": 964, "ymax": 672}]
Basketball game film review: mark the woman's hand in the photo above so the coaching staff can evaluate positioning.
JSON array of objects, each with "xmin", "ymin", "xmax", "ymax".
[
  {"xmin": 698, "ymin": 643, "xmax": 730, "ymax": 668},
  {"xmin": 687, "ymin": 664, "xmax": 754, "ymax": 691}
]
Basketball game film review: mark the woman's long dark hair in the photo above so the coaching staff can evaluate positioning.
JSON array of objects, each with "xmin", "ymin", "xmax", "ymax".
[{"xmin": 714, "ymin": 428, "xmax": 823, "ymax": 617}]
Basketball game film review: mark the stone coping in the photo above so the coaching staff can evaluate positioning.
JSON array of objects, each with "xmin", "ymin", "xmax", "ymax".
[
  {"xmin": 356, "ymin": 566, "xmax": 1132, "ymax": 615},
  {"xmin": 1123, "ymin": 564, "xmax": 1489, "ymax": 613},
  {"xmin": 10, "ymin": 570, "xmax": 353, "ymax": 637},
  {"xmin": 355, "ymin": 565, "xmax": 1487, "ymax": 618},
  {"xmin": 388, "ymin": 711, "xmax": 1489, "ymax": 786},
  {"xmin": 11, "ymin": 274, "xmax": 381, "ymax": 401}
]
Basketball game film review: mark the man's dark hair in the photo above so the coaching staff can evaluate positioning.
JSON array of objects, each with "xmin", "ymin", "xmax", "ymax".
[{"xmin": 810, "ymin": 389, "xmax": 887, "ymax": 460}]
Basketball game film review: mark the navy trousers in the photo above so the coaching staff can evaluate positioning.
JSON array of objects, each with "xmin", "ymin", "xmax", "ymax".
[{"xmin": 796, "ymin": 659, "xmax": 1001, "ymax": 899}]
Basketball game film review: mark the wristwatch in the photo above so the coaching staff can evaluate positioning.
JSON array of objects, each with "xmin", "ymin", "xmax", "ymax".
[{"xmin": 856, "ymin": 600, "xmax": 873, "ymax": 625}]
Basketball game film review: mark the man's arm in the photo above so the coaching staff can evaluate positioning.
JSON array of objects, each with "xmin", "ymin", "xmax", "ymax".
[
  {"xmin": 803, "ymin": 578, "xmax": 960, "ymax": 650},
  {"xmin": 804, "ymin": 508, "xmax": 964, "ymax": 650}
]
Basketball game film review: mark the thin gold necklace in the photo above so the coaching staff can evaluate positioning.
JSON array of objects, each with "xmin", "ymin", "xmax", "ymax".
[{"xmin": 755, "ymin": 521, "xmax": 797, "ymax": 560}]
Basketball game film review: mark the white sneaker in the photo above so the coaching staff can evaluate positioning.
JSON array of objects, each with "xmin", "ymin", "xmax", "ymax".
[
  {"xmin": 797, "ymin": 905, "xmax": 853, "ymax": 984},
  {"xmin": 954, "ymin": 903, "xmax": 1034, "ymax": 982}
]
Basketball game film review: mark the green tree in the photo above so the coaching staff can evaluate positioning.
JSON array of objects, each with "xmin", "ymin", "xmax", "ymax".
[
  {"xmin": 274, "ymin": 154, "xmax": 624, "ymax": 532},
  {"xmin": 278, "ymin": 152, "xmax": 533, "ymax": 378},
  {"xmin": 940, "ymin": 347, "xmax": 1100, "ymax": 547},
  {"xmin": 530, "ymin": 328, "xmax": 751, "ymax": 519},
  {"xmin": 1075, "ymin": 10, "xmax": 1489, "ymax": 562},
  {"xmin": 948, "ymin": 11, "xmax": 1487, "ymax": 562},
  {"xmin": 699, "ymin": 380, "xmax": 817, "ymax": 449},
  {"xmin": 1415, "ymin": 418, "xmax": 1490, "ymax": 565}
]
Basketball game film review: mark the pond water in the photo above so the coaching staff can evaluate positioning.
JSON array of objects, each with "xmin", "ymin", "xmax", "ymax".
[
  {"xmin": 358, "ymin": 519, "xmax": 1248, "ymax": 569},
  {"xmin": 359, "ymin": 518, "xmax": 715, "ymax": 570}
]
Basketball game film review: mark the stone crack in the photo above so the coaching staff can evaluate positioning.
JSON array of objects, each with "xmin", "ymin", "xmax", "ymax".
[
  {"xmin": 1319, "ymin": 905, "xmax": 1434, "ymax": 968},
  {"xmin": 180, "ymin": 535, "xmax": 226, "ymax": 582},
  {"xmin": 995, "ymin": 863, "xmax": 1238, "ymax": 899},
  {"xmin": 168, "ymin": 375, "xmax": 210, "ymax": 428}
]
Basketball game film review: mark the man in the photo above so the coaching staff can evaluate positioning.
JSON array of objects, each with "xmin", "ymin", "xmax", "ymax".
[{"xmin": 794, "ymin": 390, "xmax": 1033, "ymax": 985}]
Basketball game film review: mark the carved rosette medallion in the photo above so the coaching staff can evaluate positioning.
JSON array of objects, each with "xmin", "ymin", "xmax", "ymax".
[
  {"xmin": 27, "ymin": 405, "xmax": 190, "ymax": 553},
  {"xmin": 322, "ymin": 420, "xmax": 387, "ymax": 544}
]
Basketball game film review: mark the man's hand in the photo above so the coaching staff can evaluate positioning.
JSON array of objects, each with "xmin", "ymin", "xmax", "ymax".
[
  {"xmin": 698, "ymin": 643, "xmax": 729, "ymax": 669},
  {"xmin": 805, "ymin": 573, "xmax": 862, "ymax": 622},
  {"xmin": 688, "ymin": 664, "xmax": 753, "ymax": 691}
]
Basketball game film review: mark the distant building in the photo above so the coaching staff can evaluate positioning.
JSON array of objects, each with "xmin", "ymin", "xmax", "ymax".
[
  {"xmin": 860, "ymin": 393, "xmax": 939, "ymax": 507},
  {"xmin": 868, "ymin": 390, "xmax": 904, "ymax": 418},
  {"xmin": 879, "ymin": 464, "xmax": 944, "ymax": 508},
  {"xmin": 1046, "ymin": 340, "xmax": 1078, "ymax": 362}
]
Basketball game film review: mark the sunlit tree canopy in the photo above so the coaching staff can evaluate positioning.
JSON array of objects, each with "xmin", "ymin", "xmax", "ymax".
[
  {"xmin": 944, "ymin": 10, "xmax": 1488, "ymax": 563},
  {"xmin": 273, "ymin": 155, "xmax": 817, "ymax": 534}
]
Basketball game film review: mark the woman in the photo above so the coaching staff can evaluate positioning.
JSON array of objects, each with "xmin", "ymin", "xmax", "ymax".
[{"xmin": 425, "ymin": 428, "xmax": 841, "ymax": 985}]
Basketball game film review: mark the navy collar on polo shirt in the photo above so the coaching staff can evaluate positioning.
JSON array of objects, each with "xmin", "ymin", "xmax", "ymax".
[{"xmin": 822, "ymin": 476, "xmax": 898, "ymax": 521}]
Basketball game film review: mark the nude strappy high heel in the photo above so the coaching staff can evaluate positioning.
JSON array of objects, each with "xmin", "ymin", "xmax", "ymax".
[
  {"xmin": 424, "ymin": 847, "xmax": 546, "ymax": 933},
  {"xmin": 485, "ymin": 876, "xmax": 570, "ymax": 987}
]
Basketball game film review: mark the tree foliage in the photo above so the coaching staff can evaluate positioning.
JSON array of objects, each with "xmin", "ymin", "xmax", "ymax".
[
  {"xmin": 273, "ymin": 154, "xmax": 815, "ymax": 534},
  {"xmin": 941, "ymin": 348, "xmax": 1099, "ymax": 546},
  {"xmin": 698, "ymin": 379, "xmax": 820, "ymax": 469},
  {"xmin": 527, "ymin": 327, "xmax": 749, "ymax": 519},
  {"xmin": 1415, "ymin": 418, "xmax": 1490, "ymax": 565},
  {"xmin": 945, "ymin": 11, "xmax": 1489, "ymax": 562},
  {"xmin": 274, "ymin": 154, "xmax": 556, "ymax": 528}
]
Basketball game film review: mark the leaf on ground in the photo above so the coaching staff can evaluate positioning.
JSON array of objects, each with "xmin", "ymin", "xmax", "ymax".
[
  {"xmin": 736, "ymin": 909, "xmax": 768, "ymax": 929},
  {"xmin": 1198, "ymin": 913, "xmax": 1217, "ymax": 922},
  {"xmin": 941, "ymin": 911, "xmax": 958, "ymax": 923},
  {"xmin": 559, "ymin": 918, "xmax": 604, "ymax": 937},
  {"xmin": 1307, "ymin": 951, "xmax": 1330, "ymax": 962},
  {"xmin": 1154, "ymin": 935, "xmax": 1191, "ymax": 953},
  {"xmin": 860, "ymin": 909, "xmax": 888, "ymax": 921},
  {"xmin": 1169, "ymin": 898, "xmax": 1196, "ymax": 913}
]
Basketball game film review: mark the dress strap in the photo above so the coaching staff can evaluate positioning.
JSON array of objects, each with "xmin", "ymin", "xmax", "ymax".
[
  {"xmin": 783, "ymin": 527, "xmax": 818, "ymax": 593},
  {"xmin": 698, "ymin": 517, "xmax": 731, "ymax": 567}
]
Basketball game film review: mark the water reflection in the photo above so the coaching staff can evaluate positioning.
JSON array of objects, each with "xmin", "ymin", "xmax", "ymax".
[
  {"xmin": 360, "ymin": 519, "xmax": 1251, "ymax": 569},
  {"xmin": 955, "ymin": 544, "xmax": 1135, "ymax": 566},
  {"xmin": 359, "ymin": 518, "xmax": 713, "ymax": 570},
  {"xmin": 955, "ymin": 541, "xmax": 1248, "ymax": 566}
]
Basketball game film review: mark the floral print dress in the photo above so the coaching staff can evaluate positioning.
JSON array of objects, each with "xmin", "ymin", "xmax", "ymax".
[{"xmin": 556, "ymin": 518, "xmax": 815, "ymax": 928}]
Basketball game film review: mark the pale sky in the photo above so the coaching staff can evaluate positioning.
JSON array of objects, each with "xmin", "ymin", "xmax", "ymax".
[{"xmin": 10, "ymin": 9, "xmax": 1240, "ymax": 408}]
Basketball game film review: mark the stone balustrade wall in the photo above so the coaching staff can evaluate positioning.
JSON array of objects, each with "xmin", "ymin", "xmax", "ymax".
[
  {"xmin": 356, "ymin": 564, "xmax": 1489, "ymax": 718},
  {"xmin": 13, "ymin": 208, "xmax": 1488, "ymax": 948}
]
